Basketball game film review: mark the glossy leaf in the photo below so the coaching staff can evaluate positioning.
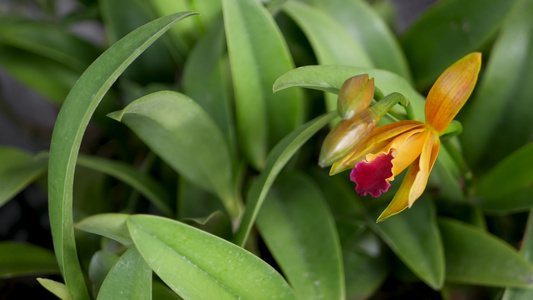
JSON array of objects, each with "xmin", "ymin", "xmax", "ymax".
[
  {"xmin": 368, "ymin": 196, "xmax": 444, "ymax": 289},
  {"xmin": 0, "ymin": 242, "xmax": 59, "ymax": 278},
  {"xmin": 223, "ymin": 0, "xmax": 304, "ymax": 169},
  {"xmin": 282, "ymin": 1, "xmax": 372, "ymax": 111},
  {"xmin": 503, "ymin": 210, "xmax": 533, "ymax": 299},
  {"xmin": 108, "ymin": 90, "xmax": 240, "ymax": 219},
  {"xmin": 274, "ymin": 65, "xmax": 426, "ymax": 120},
  {"xmin": 439, "ymin": 218, "xmax": 533, "ymax": 287},
  {"xmin": 97, "ymin": 247, "xmax": 152, "ymax": 300},
  {"xmin": 306, "ymin": 0, "xmax": 411, "ymax": 80},
  {"xmin": 477, "ymin": 143, "xmax": 533, "ymax": 200},
  {"xmin": 257, "ymin": 172, "xmax": 344, "ymax": 300},
  {"xmin": 128, "ymin": 214, "xmax": 296, "ymax": 300},
  {"xmin": 0, "ymin": 148, "xmax": 47, "ymax": 208},
  {"xmin": 47, "ymin": 12, "xmax": 197, "ymax": 300},
  {"xmin": 76, "ymin": 214, "xmax": 132, "ymax": 246},
  {"xmin": 234, "ymin": 112, "xmax": 336, "ymax": 246},
  {"xmin": 37, "ymin": 278, "xmax": 72, "ymax": 300},
  {"xmin": 462, "ymin": 0, "xmax": 533, "ymax": 167},
  {"xmin": 77, "ymin": 155, "xmax": 173, "ymax": 217},
  {"xmin": 182, "ymin": 19, "xmax": 236, "ymax": 156},
  {"xmin": 401, "ymin": 0, "xmax": 517, "ymax": 89},
  {"xmin": 88, "ymin": 251, "xmax": 120, "ymax": 297}
]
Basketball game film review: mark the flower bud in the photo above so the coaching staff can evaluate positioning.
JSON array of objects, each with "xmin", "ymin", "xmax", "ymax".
[
  {"xmin": 337, "ymin": 75, "xmax": 375, "ymax": 119},
  {"xmin": 319, "ymin": 109, "xmax": 377, "ymax": 167}
]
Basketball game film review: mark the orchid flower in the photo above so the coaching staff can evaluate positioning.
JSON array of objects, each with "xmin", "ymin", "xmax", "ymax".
[{"xmin": 329, "ymin": 53, "xmax": 482, "ymax": 222}]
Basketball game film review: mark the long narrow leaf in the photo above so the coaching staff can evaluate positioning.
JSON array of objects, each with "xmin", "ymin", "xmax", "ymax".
[
  {"xmin": 223, "ymin": 0, "xmax": 304, "ymax": 169},
  {"xmin": 0, "ymin": 242, "xmax": 59, "ymax": 278},
  {"xmin": 234, "ymin": 112, "xmax": 336, "ymax": 246},
  {"xmin": 257, "ymin": 172, "xmax": 344, "ymax": 299},
  {"xmin": 47, "ymin": 12, "xmax": 197, "ymax": 299}
]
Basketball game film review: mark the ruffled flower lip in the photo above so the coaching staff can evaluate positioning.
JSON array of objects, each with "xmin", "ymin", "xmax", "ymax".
[{"xmin": 350, "ymin": 150, "xmax": 394, "ymax": 197}]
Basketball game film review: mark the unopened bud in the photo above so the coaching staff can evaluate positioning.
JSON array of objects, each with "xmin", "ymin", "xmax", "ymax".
[{"xmin": 337, "ymin": 75, "xmax": 375, "ymax": 119}]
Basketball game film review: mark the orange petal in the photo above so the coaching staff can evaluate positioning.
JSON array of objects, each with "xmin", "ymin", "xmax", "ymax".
[
  {"xmin": 376, "ymin": 132, "xmax": 440, "ymax": 222},
  {"xmin": 329, "ymin": 120, "xmax": 426, "ymax": 175},
  {"xmin": 425, "ymin": 52, "xmax": 482, "ymax": 134}
]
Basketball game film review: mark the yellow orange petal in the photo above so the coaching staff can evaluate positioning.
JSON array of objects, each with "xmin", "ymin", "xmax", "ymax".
[
  {"xmin": 425, "ymin": 52, "xmax": 482, "ymax": 134},
  {"xmin": 329, "ymin": 120, "xmax": 426, "ymax": 175},
  {"xmin": 376, "ymin": 132, "xmax": 440, "ymax": 222}
]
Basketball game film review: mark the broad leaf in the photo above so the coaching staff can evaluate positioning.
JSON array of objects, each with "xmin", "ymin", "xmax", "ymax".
[
  {"xmin": 0, "ymin": 242, "xmax": 59, "ymax": 278},
  {"xmin": 282, "ymin": 1, "xmax": 372, "ymax": 111},
  {"xmin": 128, "ymin": 215, "xmax": 296, "ymax": 300},
  {"xmin": 97, "ymin": 247, "xmax": 152, "ymax": 300},
  {"xmin": 274, "ymin": 65, "xmax": 425, "ymax": 120},
  {"xmin": 223, "ymin": 0, "xmax": 304, "ymax": 169},
  {"xmin": 0, "ymin": 147, "xmax": 47, "ymax": 208},
  {"xmin": 88, "ymin": 251, "xmax": 120, "ymax": 296},
  {"xmin": 306, "ymin": 0, "xmax": 411, "ymax": 80},
  {"xmin": 234, "ymin": 112, "xmax": 336, "ymax": 246},
  {"xmin": 108, "ymin": 90, "xmax": 240, "ymax": 219},
  {"xmin": 76, "ymin": 214, "xmax": 132, "ymax": 246},
  {"xmin": 48, "ymin": 12, "xmax": 197, "ymax": 299},
  {"xmin": 401, "ymin": 0, "xmax": 518, "ymax": 89},
  {"xmin": 440, "ymin": 218, "xmax": 533, "ymax": 287},
  {"xmin": 257, "ymin": 172, "xmax": 344, "ymax": 300},
  {"xmin": 368, "ymin": 196, "xmax": 444, "ymax": 289}
]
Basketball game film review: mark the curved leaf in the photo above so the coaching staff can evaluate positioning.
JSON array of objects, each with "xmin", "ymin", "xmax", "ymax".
[
  {"xmin": 274, "ymin": 65, "xmax": 425, "ymax": 120},
  {"xmin": 401, "ymin": 0, "xmax": 518, "ymax": 89},
  {"xmin": 77, "ymin": 155, "xmax": 173, "ymax": 217},
  {"xmin": 108, "ymin": 90, "xmax": 240, "ymax": 219},
  {"xmin": 439, "ymin": 218, "xmax": 533, "ymax": 287},
  {"xmin": 88, "ymin": 251, "xmax": 120, "ymax": 297},
  {"xmin": 47, "ymin": 12, "xmax": 197, "ymax": 300},
  {"xmin": 477, "ymin": 143, "xmax": 533, "ymax": 200},
  {"xmin": 97, "ymin": 247, "xmax": 152, "ymax": 300},
  {"xmin": 0, "ymin": 148, "xmax": 47, "ymax": 208},
  {"xmin": 368, "ymin": 196, "xmax": 444, "ymax": 289},
  {"xmin": 0, "ymin": 242, "xmax": 59, "ymax": 278},
  {"xmin": 223, "ymin": 0, "xmax": 304, "ymax": 169},
  {"xmin": 128, "ymin": 214, "xmax": 296, "ymax": 300},
  {"xmin": 37, "ymin": 278, "xmax": 72, "ymax": 300},
  {"xmin": 282, "ymin": 1, "xmax": 372, "ymax": 111},
  {"xmin": 76, "ymin": 213, "xmax": 132, "ymax": 246},
  {"xmin": 257, "ymin": 172, "xmax": 344, "ymax": 300},
  {"xmin": 306, "ymin": 0, "xmax": 411, "ymax": 80},
  {"xmin": 234, "ymin": 112, "xmax": 336, "ymax": 246}
]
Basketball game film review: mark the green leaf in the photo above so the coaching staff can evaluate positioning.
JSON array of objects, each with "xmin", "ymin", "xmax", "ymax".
[
  {"xmin": 0, "ymin": 148, "xmax": 47, "ymax": 208},
  {"xmin": 77, "ymin": 155, "xmax": 173, "ymax": 217},
  {"xmin": 0, "ymin": 21, "xmax": 99, "ymax": 71},
  {"xmin": 128, "ymin": 214, "xmax": 296, "ymax": 300},
  {"xmin": 37, "ymin": 278, "xmax": 72, "ymax": 300},
  {"xmin": 97, "ymin": 247, "xmax": 152, "ymax": 300},
  {"xmin": 343, "ymin": 230, "xmax": 388, "ymax": 299},
  {"xmin": 401, "ymin": 0, "xmax": 518, "ymax": 89},
  {"xmin": 182, "ymin": 19, "xmax": 236, "ymax": 156},
  {"xmin": 108, "ymin": 90, "xmax": 240, "ymax": 219},
  {"xmin": 76, "ymin": 214, "xmax": 132, "ymax": 246},
  {"xmin": 282, "ymin": 1, "xmax": 373, "ymax": 111},
  {"xmin": 88, "ymin": 251, "xmax": 120, "ymax": 297},
  {"xmin": 439, "ymin": 218, "xmax": 533, "ymax": 287},
  {"xmin": 477, "ymin": 143, "xmax": 533, "ymax": 200},
  {"xmin": 234, "ymin": 112, "xmax": 336, "ymax": 246},
  {"xmin": 462, "ymin": 0, "xmax": 533, "ymax": 167},
  {"xmin": 257, "ymin": 172, "xmax": 344, "ymax": 300},
  {"xmin": 0, "ymin": 45, "xmax": 77, "ymax": 103},
  {"xmin": 47, "ymin": 12, "xmax": 197, "ymax": 300},
  {"xmin": 153, "ymin": 280, "xmax": 182, "ymax": 300},
  {"xmin": 273, "ymin": 65, "xmax": 426, "ymax": 121},
  {"xmin": 503, "ymin": 210, "xmax": 533, "ymax": 299},
  {"xmin": 223, "ymin": 0, "xmax": 304, "ymax": 169},
  {"xmin": 0, "ymin": 242, "xmax": 59, "ymax": 278},
  {"xmin": 306, "ymin": 0, "xmax": 411, "ymax": 80},
  {"xmin": 368, "ymin": 196, "xmax": 444, "ymax": 289}
]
